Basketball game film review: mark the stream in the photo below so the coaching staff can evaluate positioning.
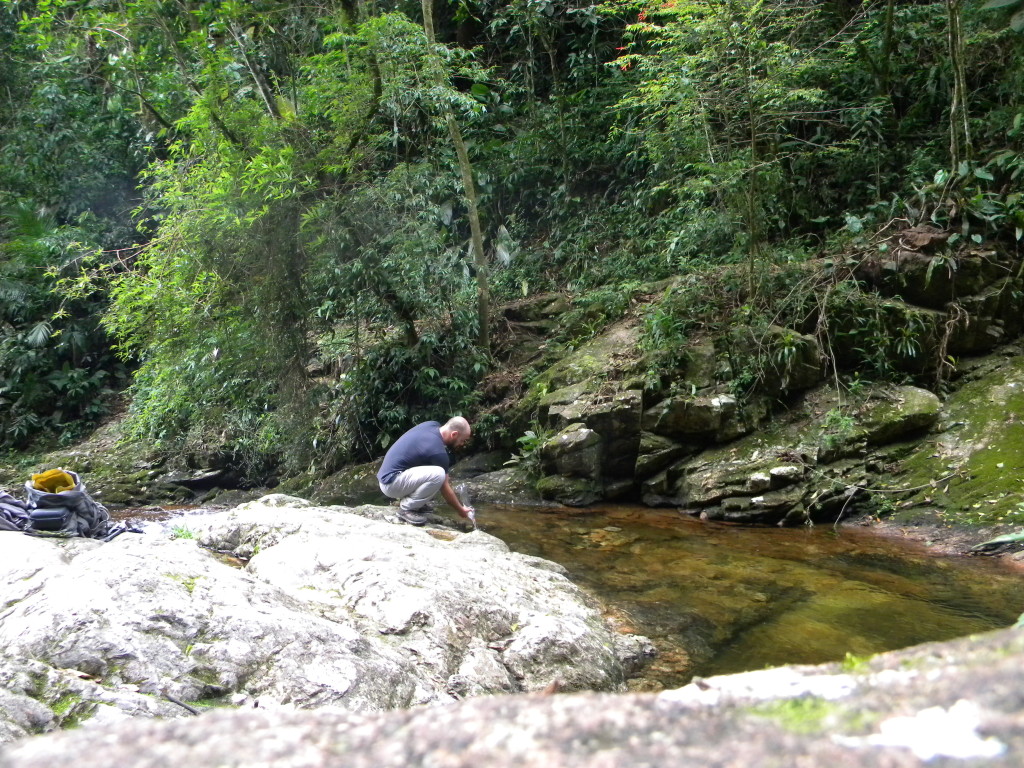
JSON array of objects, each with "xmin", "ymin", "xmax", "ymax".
[
  {"xmin": 469, "ymin": 503, "xmax": 1024, "ymax": 690},
  {"xmin": 124, "ymin": 501, "xmax": 1024, "ymax": 693}
]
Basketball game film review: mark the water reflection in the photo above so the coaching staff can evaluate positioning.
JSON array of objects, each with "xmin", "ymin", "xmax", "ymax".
[{"xmin": 473, "ymin": 503, "xmax": 1024, "ymax": 690}]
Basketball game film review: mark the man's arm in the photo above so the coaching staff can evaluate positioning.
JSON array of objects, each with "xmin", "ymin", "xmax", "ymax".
[{"xmin": 440, "ymin": 476, "xmax": 471, "ymax": 518}]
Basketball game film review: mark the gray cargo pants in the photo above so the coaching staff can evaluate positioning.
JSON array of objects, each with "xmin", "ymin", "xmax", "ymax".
[{"xmin": 379, "ymin": 466, "xmax": 446, "ymax": 512}]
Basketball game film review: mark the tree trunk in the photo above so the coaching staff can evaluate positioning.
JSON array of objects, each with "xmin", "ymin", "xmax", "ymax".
[
  {"xmin": 421, "ymin": 0, "xmax": 491, "ymax": 350},
  {"xmin": 946, "ymin": 0, "xmax": 971, "ymax": 172}
]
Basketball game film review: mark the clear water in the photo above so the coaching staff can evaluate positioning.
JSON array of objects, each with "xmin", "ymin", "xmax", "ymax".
[{"xmin": 472, "ymin": 503, "xmax": 1024, "ymax": 690}]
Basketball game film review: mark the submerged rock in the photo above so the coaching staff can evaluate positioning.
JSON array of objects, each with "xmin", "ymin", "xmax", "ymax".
[{"xmin": 536, "ymin": 474, "xmax": 604, "ymax": 506}]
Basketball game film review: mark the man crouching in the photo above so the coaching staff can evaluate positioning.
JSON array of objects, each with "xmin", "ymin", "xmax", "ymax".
[{"xmin": 376, "ymin": 416, "xmax": 473, "ymax": 526}]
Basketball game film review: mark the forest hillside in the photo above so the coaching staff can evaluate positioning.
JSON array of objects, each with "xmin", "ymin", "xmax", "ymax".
[{"xmin": 3, "ymin": 0, "xmax": 1024, "ymax": 501}]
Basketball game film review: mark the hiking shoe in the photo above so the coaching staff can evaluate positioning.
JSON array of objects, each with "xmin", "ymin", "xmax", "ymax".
[{"xmin": 397, "ymin": 509, "xmax": 429, "ymax": 526}]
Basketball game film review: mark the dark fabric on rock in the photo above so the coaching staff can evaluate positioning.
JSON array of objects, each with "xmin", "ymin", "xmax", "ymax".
[{"xmin": 0, "ymin": 491, "xmax": 30, "ymax": 532}]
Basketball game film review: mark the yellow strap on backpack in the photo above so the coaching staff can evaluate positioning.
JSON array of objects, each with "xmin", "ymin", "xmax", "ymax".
[{"xmin": 31, "ymin": 469, "xmax": 76, "ymax": 494}]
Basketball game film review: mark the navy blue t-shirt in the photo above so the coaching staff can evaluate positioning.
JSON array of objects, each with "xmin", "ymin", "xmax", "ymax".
[{"xmin": 377, "ymin": 421, "xmax": 451, "ymax": 484}]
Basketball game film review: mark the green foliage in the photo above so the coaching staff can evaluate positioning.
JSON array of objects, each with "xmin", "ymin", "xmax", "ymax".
[
  {"xmin": 824, "ymin": 282, "xmax": 931, "ymax": 380},
  {"xmin": 613, "ymin": 0, "xmax": 836, "ymax": 255},
  {"xmin": 0, "ymin": 3, "xmax": 147, "ymax": 450},
  {"xmin": 841, "ymin": 652, "xmax": 872, "ymax": 673},
  {"xmin": 504, "ymin": 425, "xmax": 553, "ymax": 478},
  {"xmin": 0, "ymin": 5, "xmax": 149, "ymax": 243},
  {"xmin": 5, "ymin": 0, "xmax": 1024, "ymax": 483},
  {"xmin": 635, "ymin": 259, "xmax": 794, "ymax": 390},
  {"xmin": 169, "ymin": 524, "xmax": 196, "ymax": 541},
  {"xmin": 0, "ymin": 206, "xmax": 123, "ymax": 448},
  {"xmin": 557, "ymin": 282, "xmax": 643, "ymax": 347},
  {"xmin": 819, "ymin": 408, "xmax": 857, "ymax": 452},
  {"xmin": 315, "ymin": 312, "xmax": 487, "ymax": 466},
  {"xmin": 86, "ymin": 7, "xmax": 495, "ymax": 475},
  {"xmin": 749, "ymin": 696, "xmax": 836, "ymax": 735},
  {"xmin": 641, "ymin": 300, "xmax": 690, "ymax": 369},
  {"xmin": 981, "ymin": 0, "xmax": 1024, "ymax": 33}
]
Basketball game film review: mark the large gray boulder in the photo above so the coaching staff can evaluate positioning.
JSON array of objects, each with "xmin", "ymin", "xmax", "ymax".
[
  {"xmin": 642, "ymin": 393, "xmax": 744, "ymax": 441},
  {"xmin": 539, "ymin": 423, "xmax": 603, "ymax": 480},
  {"xmin": 0, "ymin": 497, "xmax": 652, "ymax": 742}
]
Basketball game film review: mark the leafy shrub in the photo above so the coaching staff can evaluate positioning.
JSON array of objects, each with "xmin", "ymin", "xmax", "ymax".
[
  {"xmin": 0, "ymin": 205, "xmax": 124, "ymax": 448},
  {"xmin": 315, "ymin": 312, "xmax": 487, "ymax": 468},
  {"xmin": 504, "ymin": 426, "xmax": 552, "ymax": 478}
]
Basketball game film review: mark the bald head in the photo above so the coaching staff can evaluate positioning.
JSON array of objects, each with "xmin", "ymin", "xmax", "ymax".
[{"xmin": 440, "ymin": 416, "xmax": 471, "ymax": 448}]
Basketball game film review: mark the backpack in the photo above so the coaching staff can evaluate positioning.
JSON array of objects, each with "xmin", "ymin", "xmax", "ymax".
[{"xmin": 24, "ymin": 468, "xmax": 113, "ymax": 538}]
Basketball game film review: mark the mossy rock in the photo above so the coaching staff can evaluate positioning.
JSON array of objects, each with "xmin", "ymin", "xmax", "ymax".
[
  {"xmin": 531, "ymin": 321, "xmax": 642, "ymax": 393},
  {"xmin": 501, "ymin": 292, "xmax": 570, "ymax": 322},
  {"xmin": 642, "ymin": 393, "xmax": 741, "ymax": 440},
  {"xmin": 884, "ymin": 349, "xmax": 1024, "ymax": 527},
  {"xmin": 855, "ymin": 386, "xmax": 941, "ymax": 446},
  {"xmin": 302, "ymin": 460, "xmax": 384, "ymax": 506},
  {"xmin": 459, "ymin": 465, "xmax": 544, "ymax": 506},
  {"xmin": 539, "ymin": 424, "xmax": 603, "ymax": 481},
  {"xmin": 504, "ymin": 322, "xmax": 642, "ymax": 441},
  {"xmin": 635, "ymin": 432, "xmax": 692, "ymax": 480},
  {"xmin": 536, "ymin": 475, "xmax": 603, "ymax": 507}
]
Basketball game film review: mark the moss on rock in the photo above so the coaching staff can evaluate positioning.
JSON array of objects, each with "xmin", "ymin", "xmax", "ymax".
[{"xmin": 888, "ymin": 352, "xmax": 1024, "ymax": 528}]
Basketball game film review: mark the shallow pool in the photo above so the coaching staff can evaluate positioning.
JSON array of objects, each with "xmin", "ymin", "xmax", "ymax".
[{"xmin": 473, "ymin": 503, "xmax": 1024, "ymax": 690}]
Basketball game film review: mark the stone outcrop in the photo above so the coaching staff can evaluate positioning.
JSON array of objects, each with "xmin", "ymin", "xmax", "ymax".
[
  {"xmin": 872, "ymin": 349, "xmax": 1024, "ymax": 534},
  {"xmin": 633, "ymin": 383, "xmax": 944, "ymax": 524},
  {"xmin": 512, "ymin": 319, "xmax": 940, "ymax": 519},
  {"xmin": 481, "ymin": 229, "xmax": 1024, "ymax": 512},
  {"xmin": 3, "ymin": 624, "xmax": 1023, "ymax": 767},
  {"xmin": 853, "ymin": 227, "xmax": 1024, "ymax": 356},
  {"xmin": 9, "ymin": 228, "xmax": 1021, "ymax": 524},
  {"xmin": 0, "ymin": 497, "xmax": 652, "ymax": 743},
  {"xmin": 855, "ymin": 386, "xmax": 941, "ymax": 446}
]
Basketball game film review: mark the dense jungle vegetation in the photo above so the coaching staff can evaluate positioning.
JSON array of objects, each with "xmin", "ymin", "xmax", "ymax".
[{"xmin": 2, "ymin": 0, "xmax": 1024, "ymax": 482}]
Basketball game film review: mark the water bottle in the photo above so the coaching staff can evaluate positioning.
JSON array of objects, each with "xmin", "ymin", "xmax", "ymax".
[{"xmin": 456, "ymin": 483, "xmax": 477, "ymax": 529}]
